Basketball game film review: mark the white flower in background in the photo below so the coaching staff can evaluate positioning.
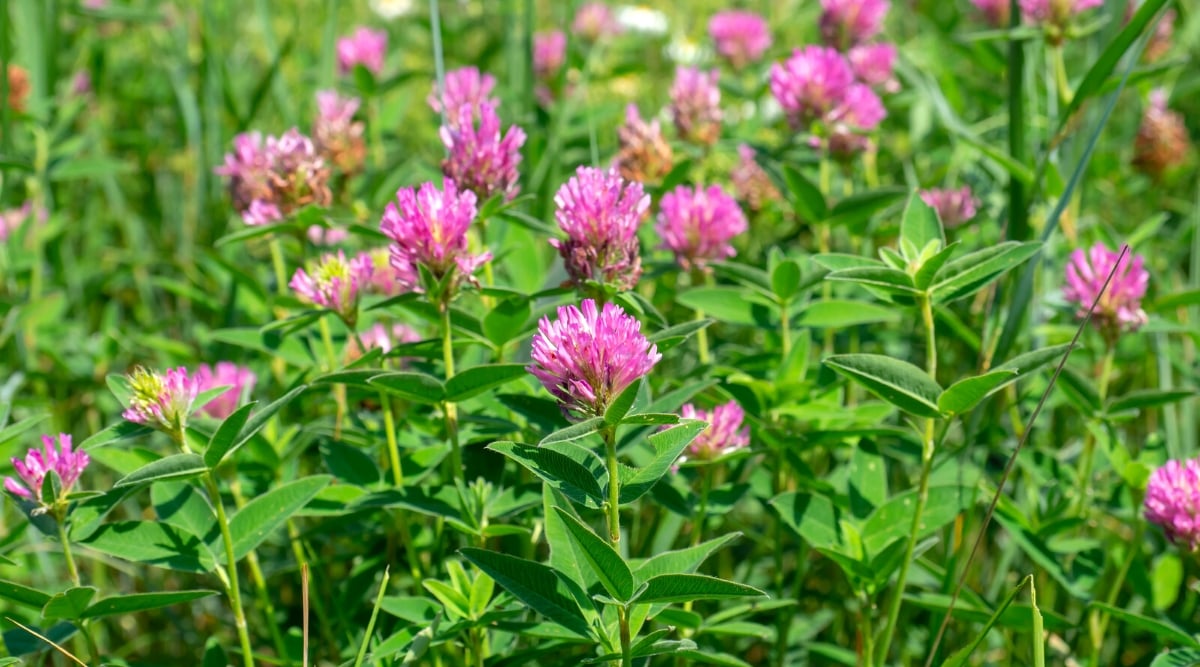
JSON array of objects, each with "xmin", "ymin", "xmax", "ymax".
[
  {"xmin": 666, "ymin": 35, "xmax": 709, "ymax": 65},
  {"xmin": 616, "ymin": 5, "xmax": 669, "ymax": 35},
  {"xmin": 370, "ymin": 0, "xmax": 415, "ymax": 20}
]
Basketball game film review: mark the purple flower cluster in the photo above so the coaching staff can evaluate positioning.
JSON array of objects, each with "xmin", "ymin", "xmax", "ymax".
[
  {"xmin": 551, "ymin": 167, "xmax": 650, "ymax": 292},
  {"xmin": 357, "ymin": 247, "xmax": 409, "ymax": 296},
  {"xmin": 573, "ymin": 2, "xmax": 621, "ymax": 43},
  {"xmin": 313, "ymin": 91, "xmax": 366, "ymax": 175},
  {"xmin": 1019, "ymin": 0, "xmax": 1103, "ymax": 25},
  {"xmin": 429, "ymin": 66, "xmax": 498, "ymax": 117},
  {"xmin": 440, "ymin": 102, "xmax": 527, "ymax": 201},
  {"xmin": 1145, "ymin": 458, "xmax": 1200, "ymax": 551},
  {"xmin": 528, "ymin": 299, "xmax": 661, "ymax": 419},
  {"xmin": 971, "ymin": 0, "xmax": 1011, "ymax": 27},
  {"xmin": 708, "ymin": 10, "xmax": 772, "ymax": 69},
  {"xmin": 678, "ymin": 402, "xmax": 750, "ymax": 464},
  {"xmin": 216, "ymin": 129, "xmax": 331, "ymax": 226},
  {"xmin": 381, "ymin": 179, "xmax": 491, "ymax": 296},
  {"xmin": 770, "ymin": 45, "xmax": 886, "ymax": 154},
  {"xmin": 1063, "ymin": 243, "xmax": 1149, "ymax": 339},
  {"xmin": 5, "ymin": 435, "xmax": 90, "ymax": 508},
  {"xmin": 290, "ymin": 250, "xmax": 373, "ymax": 326},
  {"xmin": 615, "ymin": 104, "xmax": 673, "ymax": 184},
  {"xmin": 534, "ymin": 31, "xmax": 567, "ymax": 80},
  {"xmin": 919, "ymin": 186, "xmax": 979, "ymax": 228},
  {"xmin": 1133, "ymin": 89, "xmax": 1190, "ymax": 180},
  {"xmin": 195, "ymin": 363, "xmax": 257, "ymax": 420},
  {"xmin": 337, "ymin": 27, "xmax": 388, "ymax": 76},
  {"xmin": 819, "ymin": 0, "xmax": 890, "ymax": 50},
  {"xmin": 123, "ymin": 366, "xmax": 201, "ymax": 434},
  {"xmin": 847, "ymin": 43, "xmax": 897, "ymax": 93},
  {"xmin": 657, "ymin": 184, "xmax": 748, "ymax": 271},
  {"xmin": 731, "ymin": 145, "xmax": 781, "ymax": 212},
  {"xmin": 669, "ymin": 67, "xmax": 722, "ymax": 146}
]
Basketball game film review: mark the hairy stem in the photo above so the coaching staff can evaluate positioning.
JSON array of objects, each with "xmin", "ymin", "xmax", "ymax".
[
  {"xmin": 441, "ymin": 302, "xmax": 462, "ymax": 475},
  {"xmin": 56, "ymin": 519, "xmax": 80, "ymax": 587},
  {"xmin": 603, "ymin": 427, "xmax": 621, "ymax": 544},
  {"xmin": 205, "ymin": 473, "xmax": 256, "ymax": 667},
  {"xmin": 318, "ymin": 317, "xmax": 347, "ymax": 439}
]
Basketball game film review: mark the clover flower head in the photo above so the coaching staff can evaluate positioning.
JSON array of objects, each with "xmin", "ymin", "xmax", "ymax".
[
  {"xmin": 669, "ymin": 67, "xmax": 723, "ymax": 146},
  {"xmin": 1145, "ymin": 458, "xmax": 1200, "ymax": 551},
  {"xmin": 731, "ymin": 144, "xmax": 781, "ymax": 211},
  {"xmin": 708, "ymin": 10, "xmax": 772, "ymax": 69},
  {"xmin": 313, "ymin": 90, "xmax": 366, "ymax": 174},
  {"xmin": 381, "ymin": 178, "xmax": 490, "ymax": 295},
  {"xmin": 429, "ymin": 66, "xmax": 498, "ymax": 119},
  {"xmin": 358, "ymin": 247, "xmax": 413, "ymax": 296},
  {"xmin": 1133, "ymin": 88, "xmax": 1190, "ymax": 180},
  {"xmin": 290, "ymin": 250, "xmax": 372, "ymax": 326},
  {"xmin": 551, "ymin": 166, "xmax": 650, "ymax": 291},
  {"xmin": 848, "ymin": 43, "xmax": 898, "ymax": 93},
  {"xmin": 919, "ymin": 186, "xmax": 979, "ymax": 228},
  {"xmin": 440, "ymin": 101, "xmax": 527, "ymax": 201},
  {"xmin": 216, "ymin": 129, "xmax": 331, "ymax": 226},
  {"xmin": 677, "ymin": 402, "xmax": 750, "ymax": 464},
  {"xmin": 1020, "ymin": 0, "xmax": 1103, "ymax": 26},
  {"xmin": 615, "ymin": 104, "xmax": 674, "ymax": 184},
  {"xmin": 820, "ymin": 0, "xmax": 890, "ymax": 49},
  {"xmin": 527, "ymin": 299, "xmax": 661, "ymax": 419},
  {"xmin": 337, "ymin": 27, "xmax": 388, "ymax": 75},
  {"xmin": 122, "ymin": 366, "xmax": 200, "ymax": 434},
  {"xmin": 5, "ymin": 435, "xmax": 90, "ymax": 509},
  {"xmin": 307, "ymin": 225, "xmax": 349, "ymax": 246},
  {"xmin": 656, "ymin": 184, "xmax": 747, "ymax": 271},
  {"xmin": 770, "ymin": 46, "xmax": 859, "ymax": 129},
  {"xmin": 1063, "ymin": 243, "xmax": 1149, "ymax": 339},
  {"xmin": 534, "ymin": 31, "xmax": 567, "ymax": 80},
  {"xmin": 195, "ymin": 363, "xmax": 257, "ymax": 420},
  {"xmin": 573, "ymin": 2, "xmax": 621, "ymax": 43},
  {"xmin": 971, "ymin": 0, "xmax": 1012, "ymax": 27}
]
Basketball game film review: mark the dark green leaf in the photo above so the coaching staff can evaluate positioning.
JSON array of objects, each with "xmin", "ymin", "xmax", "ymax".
[
  {"xmin": 226, "ymin": 476, "xmax": 331, "ymax": 562},
  {"xmin": 0, "ymin": 580, "xmax": 51, "ymax": 609},
  {"xmin": 114, "ymin": 453, "xmax": 207, "ymax": 488},
  {"xmin": 205, "ymin": 384, "xmax": 307, "ymax": 468},
  {"xmin": 42, "ymin": 586, "xmax": 98, "ymax": 621},
  {"xmin": 824, "ymin": 354, "xmax": 943, "ymax": 418},
  {"xmin": 771, "ymin": 260, "xmax": 803, "ymax": 302},
  {"xmin": 1087, "ymin": 602, "xmax": 1199, "ymax": 648},
  {"xmin": 540, "ymin": 417, "xmax": 605, "ymax": 445},
  {"xmin": 938, "ymin": 370, "xmax": 1020, "ymax": 416},
  {"xmin": 782, "ymin": 165, "xmax": 827, "ymax": 222},
  {"xmin": 634, "ymin": 533, "xmax": 740, "ymax": 583},
  {"xmin": 369, "ymin": 372, "xmax": 446, "ymax": 404},
  {"xmin": 825, "ymin": 188, "xmax": 906, "ymax": 230},
  {"xmin": 1107, "ymin": 389, "xmax": 1196, "ymax": 415},
  {"xmin": 552, "ymin": 507, "xmax": 634, "ymax": 601},
  {"xmin": 203, "ymin": 402, "xmax": 256, "ymax": 468},
  {"xmin": 81, "ymin": 590, "xmax": 218, "ymax": 619},
  {"xmin": 900, "ymin": 192, "xmax": 944, "ymax": 252},
  {"xmin": 633, "ymin": 574, "xmax": 766, "ymax": 605},
  {"xmin": 620, "ymin": 420, "xmax": 707, "ymax": 504},
  {"xmin": 826, "ymin": 267, "xmax": 919, "ymax": 296},
  {"xmin": 769, "ymin": 492, "xmax": 841, "ymax": 550},
  {"xmin": 443, "ymin": 364, "xmax": 529, "ymax": 402},
  {"xmin": 930, "ymin": 242, "xmax": 1041, "ymax": 303},
  {"xmin": 488, "ymin": 441, "xmax": 605, "ymax": 508},
  {"xmin": 796, "ymin": 300, "xmax": 901, "ymax": 328},
  {"xmin": 460, "ymin": 548, "xmax": 593, "ymax": 639},
  {"xmin": 80, "ymin": 521, "xmax": 215, "ymax": 573}
]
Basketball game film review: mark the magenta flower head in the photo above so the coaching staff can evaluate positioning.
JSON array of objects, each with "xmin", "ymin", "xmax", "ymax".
[
  {"xmin": 1063, "ymin": 243, "xmax": 1149, "ymax": 341},
  {"xmin": 290, "ymin": 250, "xmax": 373, "ymax": 327},
  {"xmin": 616, "ymin": 104, "xmax": 674, "ymax": 184},
  {"xmin": 1145, "ymin": 459, "xmax": 1200, "ymax": 551},
  {"xmin": 5, "ymin": 435, "xmax": 89, "ymax": 511},
  {"xmin": 195, "ymin": 363, "xmax": 257, "ymax": 420},
  {"xmin": 848, "ymin": 43, "xmax": 898, "ymax": 93},
  {"xmin": 313, "ymin": 90, "xmax": 366, "ymax": 175},
  {"xmin": 528, "ymin": 299, "xmax": 662, "ymax": 420},
  {"xmin": 381, "ymin": 179, "xmax": 491, "ymax": 298},
  {"xmin": 920, "ymin": 186, "xmax": 979, "ymax": 228},
  {"xmin": 573, "ymin": 2, "xmax": 621, "ymax": 43},
  {"xmin": 731, "ymin": 144, "xmax": 781, "ymax": 212},
  {"xmin": 676, "ymin": 402, "xmax": 750, "ymax": 464},
  {"xmin": 1133, "ymin": 89, "xmax": 1191, "ymax": 180},
  {"xmin": 357, "ymin": 247, "xmax": 411, "ymax": 296},
  {"xmin": 769, "ymin": 46, "xmax": 855, "ymax": 129},
  {"xmin": 971, "ymin": 0, "xmax": 1012, "ymax": 27},
  {"xmin": 820, "ymin": 0, "xmax": 890, "ymax": 49},
  {"xmin": 337, "ymin": 27, "xmax": 388, "ymax": 76},
  {"xmin": 123, "ymin": 367, "xmax": 200, "ymax": 435},
  {"xmin": 708, "ymin": 10, "xmax": 772, "ymax": 70},
  {"xmin": 307, "ymin": 225, "xmax": 349, "ymax": 246},
  {"xmin": 657, "ymin": 184, "xmax": 748, "ymax": 271},
  {"xmin": 440, "ymin": 101, "xmax": 527, "ymax": 202},
  {"xmin": 216, "ymin": 129, "xmax": 332, "ymax": 226},
  {"xmin": 1020, "ymin": 0, "xmax": 1103, "ymax": 42},
  {"xmin": 429, "ymin": 66, "xmax": 498, "ymax": 118},
  {"xmin": 349, "ymin": 322, "xmax": 423, "ymax": 361},
  {"xmin": 669, "ymin": 67, "xmax": 723, "ymax": 146},
  {"xmin": 551, "ymin": 166, "xmax": 650, "ymax": 292},
  {"xmin": 534, "ymin": 31, "xmax": 567, "ymax": 80}
]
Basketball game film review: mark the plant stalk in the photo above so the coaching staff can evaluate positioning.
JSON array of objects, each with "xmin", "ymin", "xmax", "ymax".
[
  {"xmin": 440, "ymin": 302, "xmax": 462, "ymax": 475},
  {"xmin": 56, "ymin": 518, "xmax": 80, "ymax": 587},
  {"xmin": 603, "ymin": 427, "xmax": 621, "ymax": 544},
  {"xmin": 205, "ymin": 473, "xmax": 256, "ymax": 667}
]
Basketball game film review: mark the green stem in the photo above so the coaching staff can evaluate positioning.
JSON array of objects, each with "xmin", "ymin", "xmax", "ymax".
[
  {"xmin": 56, "ymin": 519, "xmax": 80, "ymax": 587},
  {"xmin": 441, "ymin": 302, "xmax": 462, "ymax": 476},
  {"xmin": 1032, "ymin": 578, "xmax": 1046, "ymax": 667},
  {"xmin": 1088, "ymin": 520, "xmax": 1145, "ymax": 665},
  {"xmin": 352, "ymin": 567, "xmax": 390, "ymax": 667},
  {"xmin": 691, "ymin": 270, "xmax": 711, "ymax": 365},
  {"xmin": 319, "ymin": 317, "xmax": 347, "ymax": 439},
  {"xmin": 1050, "ymin": 45, "xmax": 1071, "ymax": 108},
  {"xmin": 269, "ymin": 237, "xmax": 289, "ymax": 296},
  {"xmin": 205, "ymin": 473, "xmax": 256, "ymax": 667},
  {"xmin": 1077, "ymin": 345, "xmax": 1116, "ymax": 513},
  {"xmin": 618, "ymin": 605, "xmax": 632, "ymax": 667},
  {"xmin": 603, "ymin": 427, "xmax": 621, "ymax": 545},
  {"xmin": 381, "ymin": 392, "xmax": 404, "ymax": 486},
  {"xmin": 369, "ymin": 97, "xmax": 385, "ymax": 169},
  {"xmin": 860, "ymin": 594, "xmax": 875, "ymax": 667},
  {"xmin": 232, "ymin": 482, "xmax": 293, "ymax": 667}
]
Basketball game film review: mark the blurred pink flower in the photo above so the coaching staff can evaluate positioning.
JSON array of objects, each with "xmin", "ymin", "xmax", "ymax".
[
  {"xmin": 615, "ymin": 104, "xmax": 673, "ymax": 184},
  {"xmin": 708, "ymin": 10, "xmax": 772, "ymax": 69},
  {"xmin": 1133, "ymin": 88, "xmax": 1191, "ymax": 180},
  {"xmin": 195, "ymin": 363, "xmax": 257, "ymax": 420},
  {"xmin": 573, "ymin": 2, "xmax": 621, "ymax": 43},
  {"xmin": 771, "ymin": 46, "xmax": 884, "ymax": 133},
  {"xmin": 1021, "ymin": 0, "xmax": 1103, "ymax": 41},
  {"xmin": 669, "ymin": 67, "xmax": 722, "ymax": 146},
  {"xmin": 848, "ymin": 43, "xmax": 898, "ymax": 92},
  {"xmin": 357, "ymin": 247, "xmax": 411, "ymax": 296},
  {"xmin": 290, "ymin": 250, "xmax": 372, "ymax": 326},
  {"xmin": 428, "ymin": 66, "xmax": 498, "ymax": 118},
  {"xmin": 528, "ymin": 299, "xmax": 661, "ymax": 419},
  {"xmin": 307, "ymin": 225, "xmax": 349, "ymax": 246},
  {"xmin": 971, "ymin": 0, "xmax": 1012, "ymax": 27},
  {"xmin": 820, "ymin": 0, "xmax": 890, "ymax": 49},
  {"xmin": 0, "ymin": 202, "xmax": 46, "ymax": 242},
  {"xmin": 440, "ymin": 101, "xmax": 527, "ymax": 201},
  {"xmin": 551, "ymin": 166, "xmax": 650, "ymax": 291},
  {"xmin": 313, "ymin": 90, "xmax": 366, "ymax": 174},
  {"xmin": 351, "ymin": 322, "xmax": 423, "ymax": 360},
  {"xmin": 534, "ymin": 31, "xmax": 567, "ymax": 80},
  {"xmin": 1063, "ymin": 243, "xmax": 1149, "ymax": 338},
  {"xmin": 123, "ymin": 367, "xmax": 200, "ymax": 434},
  {"xmin": 5, "ymin": 435, "xmax": 89, "ymax": 508},
  {"xmin": 677, "ymin": 402, "xmax": 750, "ymax": 464},
  {"xmin": 731, "ymin": 144, "xmax": 781, "ymax": 212},
  {"xmin": 381, "ymin": 179, "xmax": 490, "ymax": 296},
  {"xmin": 656, "ymin": 184, "xmax": 747, "ymax": 271},
  {"xmin": 216, "ymin": 129, "xmax": 331, "ymax": 226},
  {"xmin": 1145, "ymin": 458, "xmax": 1200, "ymax": 551},
  {"xmin": 71, "ymin": 71, "xmax": 92, "ymax": 96},
  {"xmin": 337, "ymin": 27, "xmax": 388, "ymax": 76},
  {"xmin": 920, "ymin": 186, "xmax": 979, "ymax": 228}
]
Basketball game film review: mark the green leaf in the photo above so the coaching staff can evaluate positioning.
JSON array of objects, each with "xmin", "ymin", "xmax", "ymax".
[
  {"xmin": 825, "ymin": 188, "xmax": 906, "ymax": 230},
  {"xmin": 1150, "ymin": 649, "xmax": 1200, "ymax": 667},
  {"xmin": 459, "ymin": 547, "xmax": 593, "ymax": 639},
  {"xmin": 205, "ymin": 384, "xmax": 306, "ymax": 468},
  {"xmin": 203, "ymin": 402, "xmax": 255, "ymax": 469},
  {"xmin": 634, "ymin": 533, "xmax": 741, "ymax": 583},
  {"xmin": 769, "ymin": 493, "xmax": 841, "ymax": 550},
  {"xmin": 1152, "ymin": 553, "xmax": 1184, "ymax": 612},
  {"xmin": 826, "ymin": 267, "xmax": 920, "ymax": 296},
  {"xmin": 913, "ymin": 243, "xmax": 960, "ymax": 290},
  {"xmin": 114, "ymin": 453, "xmax": 208, "ymax": 488},
  {"xmin": 993, "ymin": 343, "xmax": 1074, "ymax": 375},
  {"xmin": 938, "ymin": 370, "xmax": 1020, "ymax": 416},
  {"xmin": 633, "ymin": 574, "xmax": 766, "ymax": 605},
  {"xmin": 796, "ymin": 300, "xmax": 901, "ymax": 328},
  {"xmin": 321, "ymin": 441, "xmax": 381, "ymax": 486},
  {"xmin": 79, "ymin": 420, "xmax": 153, "ymax": 450},
  {"xmin": 824, "ymin": 354, "xmax": 943, "ymax": 418},
  {"xmin": 1060, "ymin": 0, "xmax": 1170, "ymax": 132},
  {"xmin": 443, "ymin": 364, "xmax": 528, "ymax": 402},
  {"xmin": 152, "ymin": 482, "xmax": 216, "ymax": 541},
  {"xmin": 862, "ymin": 486, "xmax": 973, "ymax": 555},
  {"xmin": 620, "ymin": 420, "xmax": 707, "ymax": 504},
  {"xmin": 482, "ymin": 298, "xmax": 532, "ymax": 346},
  {"xmin": 771, "ymin": 260, "xmax": 803, "ymax": 302},
  {"xmin": 540, "ymin": 417, "xmax": 605, "ymax": 445},
  {"xmin": 552, "ymin": 507, "xmax": 634, "ymax": 602},
  {"xmin": 488, "ymin": 441, "xmax": 605, "ymax": 508},
  {"xmin": 81, "ymin": 590, "xmax": 218, "ymax": 619},
  {"xmin": 226, "ymin": 476, "xmax": 331, "ymax": 562},
  {"xmin": 648, "ymin": 319, "xmax": 714, "ymax": 347},
  {"xmin": 0, "ymin": 580, "xmax": 52, "ymax": 609},
  {"xmin": 1107, "ymin": 389, "xmax": 1196, "ymax": 415},
  {"xmin": 677, "ymin": 287, "xmax": 768, "ymax": 327},
  {"xmin": 930, "ymin": 242, "xmax": 1041, "ymax": 303},
  {"xmin": 369, "ymin": 372, "xmax": 446, "ymax": 404},
  {"xmin": 781, "ymin": 165, "xmax": 827, "ymax": 222},
  {"xmin": 900, "ymin": 192, "xmax": 944, "ymax": 253},
  {"xmin": 422, "ymin": 580, "xmax": 471, "ymax": 620},
  {"xmin": 80, "ymin": 521, "xmax": 215, "ymax": 572},
  {"xmin": 941, "ymin": 577, "xmax": 1034, "ymax": 667},
  {"xmin": 1088, "ymin": 602, "xmax": 1200, "ymax": 648},
  {"xmin": 605, "ymin": 380, "xmax": 642, "ymax": 426}
]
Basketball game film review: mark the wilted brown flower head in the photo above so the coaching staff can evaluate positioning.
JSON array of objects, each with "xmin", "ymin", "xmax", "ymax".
[
  {"xmin": 615, "ymin": 104, "xmax": 673, "ymax": 184},
  {"xmin": 1133, "ymin": 89, "xmax": 1191, "ymax": 180},
  {"xmin": 6, "ymin": 64, "xmax": 29, "ymax": 113}
]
